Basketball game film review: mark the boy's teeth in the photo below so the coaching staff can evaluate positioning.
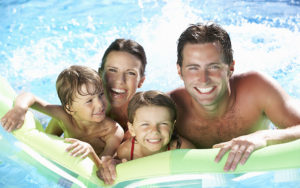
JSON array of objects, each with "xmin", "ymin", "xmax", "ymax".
[
  {"xmin": 197, "ymin": 87, "xmax": 213, "ymax": 93},
  {"xmin": 111, "ymin": 88, "xmax": 125, "ymax": 94}
]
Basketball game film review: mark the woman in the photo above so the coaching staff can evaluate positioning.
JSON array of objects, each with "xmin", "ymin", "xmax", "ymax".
[{"xmin": 98, "ymin": 39, "xmax": 147, "ymax": 138}]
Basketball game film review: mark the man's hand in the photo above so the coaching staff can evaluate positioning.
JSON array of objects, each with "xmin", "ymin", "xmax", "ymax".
[
  {"xmin": 213, "ymin": 132, "xmax": 267, "ymax": 171},
  {"xmin": 0, "ymin": 106, "xmax": 27, "ymax": 132},
  {"xmin": 97, "ymin": 156, "xmax": 126, "ymax": 185}
]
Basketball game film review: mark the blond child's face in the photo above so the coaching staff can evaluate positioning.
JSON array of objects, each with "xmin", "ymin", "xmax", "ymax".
[
  {"xmin": 128, "ymin": 105, "xmax": 174, "ymax": 152},
  {"xmin": 68, "ymin": 83, "xmax": 107, "ymax": 123},
  {"xmin": 103, "ymin": 51, "xmax": 145, "ymax": 109}
]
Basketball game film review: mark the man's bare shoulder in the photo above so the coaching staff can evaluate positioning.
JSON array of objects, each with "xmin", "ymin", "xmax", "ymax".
[
  {"xmin": 234, "ymin": 71, "xmax": 274, "ymax": 85},
  {"xmin": 233, "ymin": 71, "xmax": 279, "ymax": 93}
]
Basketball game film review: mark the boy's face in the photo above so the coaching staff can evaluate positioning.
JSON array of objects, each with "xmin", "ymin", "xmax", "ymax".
[
  {"xmin": 68, "ymin": 83, "xmax": 107, "ymax": 123},
  {"xmin": 128, "ymin": 105, "xmax": 174, "ymax": 152},
  {"xmin": 103, "ymin": 51, "xmax": 145, "ymax": 109},
  {"xmin": 177, "ymin": 43, "xmax": 233, "ymax": 109}
]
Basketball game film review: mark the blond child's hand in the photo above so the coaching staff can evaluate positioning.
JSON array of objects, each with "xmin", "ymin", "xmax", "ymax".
[
  {"xmin": 65, "ymin": 138, "xmax": 94, "ymax": 158},
  {"xmin": 97, "ymin": 156, "xmax": 127, "ymax": 185},
  {"xmin": 0, "ymin": 106, "xmax": 27, "ymax": 132}
]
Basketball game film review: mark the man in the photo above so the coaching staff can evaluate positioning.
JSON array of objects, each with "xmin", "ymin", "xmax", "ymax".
[{"xmin": 170, "ymin": 22, "xmax": 300, "ymax": 171}]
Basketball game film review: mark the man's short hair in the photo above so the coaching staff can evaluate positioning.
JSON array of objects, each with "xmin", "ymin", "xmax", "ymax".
[{"xmin": 177, "ymin": 22, "xmax": 233, "ymax": 66}]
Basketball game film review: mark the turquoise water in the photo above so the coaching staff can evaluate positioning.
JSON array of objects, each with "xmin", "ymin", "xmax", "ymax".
[{"xmin": 0, "ymin": 0, "xmax": 300, "ymax": 187}]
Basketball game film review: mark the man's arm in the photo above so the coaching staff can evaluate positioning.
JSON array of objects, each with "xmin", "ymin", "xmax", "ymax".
[{"xmin": 214, "ymin": 72, "xmax": 300, "ymax": 171}]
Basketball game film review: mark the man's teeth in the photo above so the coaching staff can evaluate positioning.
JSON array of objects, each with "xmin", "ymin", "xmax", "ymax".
[
  {"xmin": 197, "ymin": 87, "xmax": 213, "ymax": 93},
  {"xmin": 111, "ymin": 88, "xmax": 125, "ymax": 94}
]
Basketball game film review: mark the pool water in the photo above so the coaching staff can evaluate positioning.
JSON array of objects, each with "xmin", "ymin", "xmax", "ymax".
[{"xmin": 0, "ymin": 0, "xmax": 300, "ymax": 187}]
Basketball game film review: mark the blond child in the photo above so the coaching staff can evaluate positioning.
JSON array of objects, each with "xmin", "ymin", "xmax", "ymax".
[
  {"xmin": 98, "ymin": 90, "xmax": 195, "ymax": 184},
  {"xmin": 0, "ymin": 65, "xmax": 124, "ymax": 167}
]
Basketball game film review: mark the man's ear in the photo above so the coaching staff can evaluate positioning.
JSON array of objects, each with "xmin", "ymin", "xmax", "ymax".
[
  {"xmin": 177, "ymin": 64, "xmax": 183, "ymax": 80},
  {"xmin": 128, "ymin": 122, "xmax": 135, "ymax": 137},
  {"xmin": 229, "ymin": 60, "xmax": 235, "ymax": 77},
  {"xmin": 138, "ymin": 76, "xmax": 145, "ymax": 88}
]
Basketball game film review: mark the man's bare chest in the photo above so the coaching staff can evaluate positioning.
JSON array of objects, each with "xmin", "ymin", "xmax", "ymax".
[{"xmin": 176, "ymin": 111, "xmax": 266, "ymax": 148}]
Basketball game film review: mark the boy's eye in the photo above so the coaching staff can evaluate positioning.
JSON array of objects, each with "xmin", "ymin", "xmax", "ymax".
[
  {"xmin": 86, "ymin": 99, "xmax": 92, "ymax": 103},
  {"xmin": 141, "ymin": 123, "xmax": 149, "ymax": 126},
  {"xmin": 98, "ymin": 92, "xmax": 104, "ymax": 97}
]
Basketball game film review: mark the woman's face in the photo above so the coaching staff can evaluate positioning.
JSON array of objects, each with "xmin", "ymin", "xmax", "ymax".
[{"xmin": 102, "ymin": 51, "xmax": 145, "ymax": 109}]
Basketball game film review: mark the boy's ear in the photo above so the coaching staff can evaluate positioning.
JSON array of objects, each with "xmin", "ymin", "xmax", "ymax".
[
  {"xmin": 65, "ymin": 104, "xmax": 73, "ymax": 115},
  {"xmin": 138, "ymin": 76, "xmax": 145, "ymax": 88},
  {"xmin": 128, "ymin": 122, "xmax": 135, "ymax": 137},
  {"xmin": 177, "ymin": 64, "xmax": 183, "ymax": 80}
]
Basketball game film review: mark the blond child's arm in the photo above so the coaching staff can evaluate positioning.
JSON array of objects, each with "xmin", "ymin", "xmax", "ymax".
[
  {"xmin": 65, "ymin": 138, "xmax": 102, "ymax": 168},
  {"xmin": 1, "ymin": 92, "xmax": 43, "ymax": 131},
  {"xmin": 1, "ymin": 92, "xmax": 68, "ymax": 132}
]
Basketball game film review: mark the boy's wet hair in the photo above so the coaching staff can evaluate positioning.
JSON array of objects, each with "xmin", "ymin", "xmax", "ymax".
[
  {"xmin": 177, "ymin": 22, "xmax": 233, "ymax": 66},
  {"xmin": 56, "ymin": 65, "xmax": 103, "ymax": 112},
  {"xmin": 99, "ymin": 38, "xmax": 147, "ymax": 77},
  {"xmin": 127, "ymin": 90, "xmax": 177, "ymax": 123}
]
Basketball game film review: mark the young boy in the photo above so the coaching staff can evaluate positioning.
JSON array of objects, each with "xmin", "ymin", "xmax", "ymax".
[
  {"xmin": 98, "ymin": 90, "xmax": 195, "ymax": 184},
  {"xmin": 0, "ymin": 65, "xmax": 124, "ymax": 167}
]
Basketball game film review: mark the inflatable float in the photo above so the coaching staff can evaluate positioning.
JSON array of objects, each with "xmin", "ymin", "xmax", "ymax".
[{"xmin": 1, "ymin": 75, "xmax": 300, "ymax": 187}]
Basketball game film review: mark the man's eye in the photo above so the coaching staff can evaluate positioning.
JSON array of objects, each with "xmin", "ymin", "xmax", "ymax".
[
  {"xmin": 127, "ymin": 71, "xmax": 136, "ymax": 76},
  {"xmin": 187, "ymin": 66, "xmax": 198, "ymax": 71},
  {"xmin": 208, "ymin": 65, "xmax": 221, "ymax": 70}
]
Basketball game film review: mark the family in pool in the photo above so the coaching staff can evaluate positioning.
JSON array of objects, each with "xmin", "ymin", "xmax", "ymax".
[{"xmin": 1, "ymin": 22, "xmax": 300, "ymax": 185}]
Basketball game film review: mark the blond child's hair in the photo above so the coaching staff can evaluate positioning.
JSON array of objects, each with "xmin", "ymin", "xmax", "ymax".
[{"xmin": 56, "ymin": 65, "xmax": 103, "ymax": 113}]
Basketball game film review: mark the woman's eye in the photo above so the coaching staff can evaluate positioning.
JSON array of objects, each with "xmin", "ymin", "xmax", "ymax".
[{"xmin": 108, "ymin": 68, "xmax": 117, "ymax": 73}]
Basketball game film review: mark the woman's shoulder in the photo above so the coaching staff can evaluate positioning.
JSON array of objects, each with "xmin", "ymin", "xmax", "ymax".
[{"xmin": 117, "ymin": 139, "xmax": 132, "ymax": 160}]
